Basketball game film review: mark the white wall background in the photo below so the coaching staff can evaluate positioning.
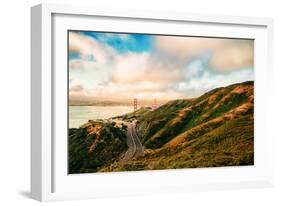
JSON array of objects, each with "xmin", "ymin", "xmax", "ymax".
[{"xmin": 0, "ymin": 0, "xmax": 280, "ymax": 205}]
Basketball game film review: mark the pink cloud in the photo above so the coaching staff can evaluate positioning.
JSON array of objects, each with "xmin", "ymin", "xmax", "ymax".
[{"xmin": 155, "ymin": 36, "xmax": 253, "ymax": 71}]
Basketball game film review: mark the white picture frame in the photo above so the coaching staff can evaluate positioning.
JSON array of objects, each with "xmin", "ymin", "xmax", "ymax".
[{"xmin": 31, "ymin": 3, "xmax": 274, "ymax": 202}]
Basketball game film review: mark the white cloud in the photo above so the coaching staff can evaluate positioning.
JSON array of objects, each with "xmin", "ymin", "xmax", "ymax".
[
  {"xmin": 69, "ymin": 32, "xmax": 254, "ymax": 102},
  {"xmin": 69, "ymin": 59, "xmax": 94, "ymax": 70},
  {"xmin": 155, "ymin": 36, "xmax": 253, "ymax": 72},
  {"xmin": 209, "ymin": 42, "xmax": 253, "ymax": 72},
  {"xmin": 69, "ymin": 32, "xmax": 116, "ymax": 66},
  {"xmin": 111, "ymin": 53, "xmax": 149, "ymax": 84},
  {"xmin": 175, "ymin": 59, "xmax": 254, "ymax": 97}
]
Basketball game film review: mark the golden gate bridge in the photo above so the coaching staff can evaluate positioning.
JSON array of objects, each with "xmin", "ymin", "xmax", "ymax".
[{"xmin": 133, "ymin": 98, "xmax": 158, "ymax": 111}]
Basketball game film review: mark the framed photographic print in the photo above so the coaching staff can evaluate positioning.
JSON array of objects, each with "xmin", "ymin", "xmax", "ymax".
[{"xmin": 31, "ymin": 3, "xmax": 274, "ymax": 201}]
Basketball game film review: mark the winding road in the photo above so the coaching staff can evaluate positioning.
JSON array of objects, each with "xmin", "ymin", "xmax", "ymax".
[{"xmin": 120, "ymin": 122, "xmax": 144, "ymax": 162}]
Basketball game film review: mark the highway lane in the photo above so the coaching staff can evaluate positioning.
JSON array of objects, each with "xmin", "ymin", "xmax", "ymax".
[
  {"xmin": 120, "ymin": 122, "xmax": 144, "ymax": 162},
  {"xmin": 131, "ymin": 123, "xmax": 144, "ymax": 156}
]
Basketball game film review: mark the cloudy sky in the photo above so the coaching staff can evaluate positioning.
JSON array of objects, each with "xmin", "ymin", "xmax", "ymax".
[{"xmin": 68, "ymin": 31, "xmax": 254, "ymax": 104}]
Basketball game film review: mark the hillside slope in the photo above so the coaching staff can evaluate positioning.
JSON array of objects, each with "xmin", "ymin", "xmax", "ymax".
[
  {"xmin": 69, "ymin": 121, "xmax": 128, "ymax": 174},
  {"xmin": 137, "ymin": 81, "xmax": 253, "ymax": 149},
  {"xmin": 100, "ymin": 81, "xmax": 254, "ymax": 172}
]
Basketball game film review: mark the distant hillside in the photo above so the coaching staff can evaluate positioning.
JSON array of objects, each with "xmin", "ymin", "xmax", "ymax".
[
  {"xmin": 69, "ymin": 100, "xmax": 131, "ymax": 106},
  {"xmin": 100, "ymin": 81, "xmax": 254, "ymax": 172}
]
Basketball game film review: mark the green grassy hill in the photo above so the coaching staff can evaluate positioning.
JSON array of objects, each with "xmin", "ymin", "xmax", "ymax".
[
  {"xmin": 137, "ymin": 81, "xmax": 253, "ymax": 149},
  {"xmin": 99, "ymin": 81, "xmax": 254, "ymax": 172},
  {"xmin": 69, "ymin": 121, "xmax": 128, "ymax": 174}
]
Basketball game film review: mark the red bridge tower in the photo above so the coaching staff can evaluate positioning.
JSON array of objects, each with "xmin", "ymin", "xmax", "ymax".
[{"xmin": 133, "ymin": 98, "xmax": 138, "ymax": 111}]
